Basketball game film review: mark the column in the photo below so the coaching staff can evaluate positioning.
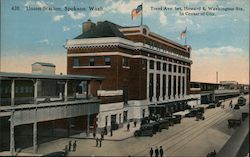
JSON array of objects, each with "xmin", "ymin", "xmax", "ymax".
[
  {"xmin": 10, "ymin": 111, "xmax": 15, "ymax": 156},
  {"xmin": 159, "ymin": 62, "xmax": 163, "ymax": 101},
  {"xmin": 146, "ymin": 59, "xmax": 150, "ymax": 100},
  {"xmin": 64, "ymin": 80, "xmax": 68, "ymax": 101},
  {"xmin": 11, "ymin": 80, "xmax": 15, "ymax": 106},
  {"xmin": 34, "ymin": 79, "xmax": 38, "ymax": 104},
  {"xmin": 171, "ymin": 75, "xmax": 174, "ymax": 99},
  {"xmin": 86, "ymin": 114, "xmax": 90, "ymax": 136},
  {"xmin": 33, "ymin": 121, "xmax": 37, "ymax": 153},
  {"xmin": 184, "ymin": 68, "xmax": 187, "ymax": 97},
  {"xmin": 153, "ymin": 61, "xmax": 157, "ymax": 101},
  {"xmin": 180, "ymin": 75, "xmax": 183, "ymax": 99},
  {"xmin": 176, "ymin": 75, "xmax": 178, "ymax": 99},
  {"xmin": 165, "ymin": 68, "xmax": 169, "ymax": 100}
]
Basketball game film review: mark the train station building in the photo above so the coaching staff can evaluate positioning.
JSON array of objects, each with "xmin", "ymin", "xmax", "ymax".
[{"xmin": 65, "ymin": 19, "xmax": 192, "ymax": 133}]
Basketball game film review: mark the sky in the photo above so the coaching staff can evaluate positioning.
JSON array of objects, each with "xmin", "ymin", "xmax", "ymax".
[{"xmin": 0, "ymin": 0, "xmax": 249, "ymax": 84}]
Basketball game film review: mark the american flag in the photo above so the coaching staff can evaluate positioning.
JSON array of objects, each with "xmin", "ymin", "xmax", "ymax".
[
  {"xmin": 131, "ymin": 4, "xmax": 143, "ymax": 20},
  {"xmin": 181, "ymin": 27, "xmax": 187, "ymax": 38}
]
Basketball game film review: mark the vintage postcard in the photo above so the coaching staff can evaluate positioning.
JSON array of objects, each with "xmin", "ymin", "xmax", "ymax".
[{"xmin": 0, "ymin": 0, "xmax": 249, "ymax": 156}]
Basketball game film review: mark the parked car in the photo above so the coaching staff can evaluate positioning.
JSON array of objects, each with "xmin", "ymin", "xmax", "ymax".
[
  {"xmin": 234, "ymin": 104, "xmax": 240, "ymax": 110},
  {"xmin": 185, "ymin": 109, "xmax": 200, "ymax": 117},
  {"xmin": 42, "ymin": 151, "xmax": 66, "ymax": 157},
  {"xmin": 238, "ymin": 97, "xmax": 246, "ymax": 106},
  {"xmin": 158, "ymin": 119, "xmax": 170, "ymax": 130},
  {"xmin": 172, "ymin": 115, "xmax": 182, "ymax": 124},
  {"xmin": 134, "ymin": 124, "xmax": 154, "ymax": 137},
  {"xmin": 206, "ymin": 103, "xmax": 216, "ymax": 109}
]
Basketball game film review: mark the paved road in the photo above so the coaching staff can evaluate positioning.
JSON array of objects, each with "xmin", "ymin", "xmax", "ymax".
[{"xmin": 23, "ymin": 95, "xmax": 249, "ymax": 156}]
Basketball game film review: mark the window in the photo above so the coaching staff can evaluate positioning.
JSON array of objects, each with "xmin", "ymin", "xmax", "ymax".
[
  {"xmin": 89, "ymin": 57, "xmax": 95, "ymax": 66},
  {"xmin": 122, "ymin": 57, "xmax": 129, "ymax": 67},
  {"xmin": 157, "ymin": 62, "xmax": 161, "ymax": 70},
  {"xmin": 73, "ymin": 57, "xmax": 80, "ymax": 66},
  {"xmin": 178, "ymin": 66, "xmax": 182, "ymax": 73},
  {"xmin": 183, "ymin": 67, "xmax": 186, "ymax": 73},
  {"xmin": 104, "ymin": 56, "xmax": 111, "ymax": 65},
  {"xmin": 150, "ymin": 60, "xmax": 154, "ymax": 69},
  {"xmin": 163, "ymin": 63, "xmax": 167, "ymax": 71},
  {"xmin": 173, "ymin": 65, "xmax": 177, "ymax": 72},
  {"xmin": 168, "ymin": 64, "xmax": 172, "ymax": 72}
]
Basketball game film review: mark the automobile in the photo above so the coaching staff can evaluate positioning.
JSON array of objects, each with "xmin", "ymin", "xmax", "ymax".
[
  {"xmin": 134, "ymin": 124, "xmax": 154, "ymax": 137},
  {"xmin": 42, "ymin": 151, "xmax": 66, "ymax": 157},
  {"xmin": 206, "ymin": 103, "xmax": 216, "ymax": 109},
  {"xmin": 158, "ymin": 119, "xmax": 170, "ymax": 130},
  {"xmin": 185, "ymin": 109, "xmax": 200, "ymax": 117},
  {"xmin": 234, "ymin": 104, "xmax": 240, "ymax": 110},
  {"xmin": 172, "ymin": 115, "xmax": 182, "ymax": 124},
  {"xmin": 197, "ymin": 107, "xmax": 205, "ymax": 113},
  {"xmin": 196, "ymin": 112, "xmax": 205, "ymax": 121},
  {"xmin": 216, "ymin": 100, "xmax": 223, "ymax": 107},
  {"xmin": 150, "ymin": 121, "xmax": 161, "ymax": 133},
  {"xmin": 228, "ymin": 119, "xmax": 241, "ymax": 128},
  {"xmin": 238, "ymin": 97, "xmax": 246, "ymax": 106}
]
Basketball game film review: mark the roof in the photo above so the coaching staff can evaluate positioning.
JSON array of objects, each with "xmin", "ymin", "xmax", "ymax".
[
  {"xmin": 32, "ymin": 62, "xmax": 56, "ymax": 67},
  {"xmin": 0, "ymin": 72, "xmax": 104, "ymax": 81},
  {"xmin": 75, "ymin": 21, "xmax": 127, "ymax": 39}
]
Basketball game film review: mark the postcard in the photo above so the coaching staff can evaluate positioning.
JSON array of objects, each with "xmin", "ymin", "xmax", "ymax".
[{"xmin": 0, "ymin": 0, "xmax": 249, "ymax": 156}]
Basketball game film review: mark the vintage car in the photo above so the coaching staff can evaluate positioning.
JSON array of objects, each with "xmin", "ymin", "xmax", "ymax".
[
  {"xmin": 134, "ymin": 124, "xmax": 154, "ymax": 137},
  {"xmin": 228, "ymin": 119, "xmax": 241, "ymax": 128},
  {"xmin": 234, "ymin": 104, "xmax": 240, "ymax": 110},
  {"xmin": 196, "ymin": 112, "xmax": 205, "ymax": 121},
  {"xmin": 241, "ymin": 112, "xmax": 249, "ymax": 121},
  {"xmin": 185, "ymin": 109, "xmax": 200, "ymax": 117},
  {"xmin": 206, "ymin": 103, "xmax": 216, "ymax": 109},
  {"xmin": 158, "ymin": 119, "xmax": 170, "ymax": 130},
  {"xmin": 172, "ymin": 115, "xmax": 182, "ymax": 124},
  {"xmin": 238, "ymin": 96, "xmax": 246, "ymax": 106}
]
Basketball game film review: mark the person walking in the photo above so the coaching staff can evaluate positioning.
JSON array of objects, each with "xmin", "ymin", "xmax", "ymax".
[
  {"xmin": 73, "ymin": 140, "xmax": 77, "ymax": 152},
  {"xmin": 96, "ymin": 138, "xmax": 99, "ymax": 147},
  {"xmin": 150, "ymin": 147, "xmax": 154, "ymax": 157},
  {"xmin": 155, "ymin": 146, "xmax": 159, "ymax": 157},
  {"xmin": 159, "ymin": 146, "xmax": 164, "ymax": 157},
  {"xmin": 127, "ymin": 123, "xmax": 130, "ymax": 131},
  {"xmin": 99, "ymin": 138, "xmax": 102, "ymax": 147},
  {"xmin": 93, "ymin": 131, "xmax": 96, "ymax": 139},
  {"xmin": 68, "ymin": 141, "xmax": 72, "ymax": 152},
  {"xmin": 110, "ymin": 129, "xmax": 113, "ymax": 136},
  {"xmin": 64, "ymin": 145, "xmax": 68, "ymax": 156},
  {"xmin": 134, "ymin": 121, "xmax": 137, "ymax": 127}
]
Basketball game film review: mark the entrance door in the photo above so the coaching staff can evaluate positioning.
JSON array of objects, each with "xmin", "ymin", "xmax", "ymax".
[{"xmin": 123, "ymin": 111, "xmax": 128, "ymax": 122}]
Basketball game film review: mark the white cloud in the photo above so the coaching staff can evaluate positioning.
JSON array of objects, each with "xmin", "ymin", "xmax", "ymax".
[
  {"xmin": 159, "ymin": 12, "xmax": 167, "ymax": 25},
  {"xmin": 63, "ymin": 26, "xmax": 70, "ymax": 32},
  {"xmin": 67, "ymin": 11, "xmax": 85, "ymax": 20},
  {"xmin": 36, "ymin": 1, "xmax": 48, "ymax": 8},
  {"xmin": 52, "ymin": 15, "xmax": 64, "ymax": 22},
  {"xmin": 176, "ymin": 18, "xmax": 193, "ymax": 26},
  {"xmin": 38, "ymin": 39, "xmax": 49, "ymax": 44}
]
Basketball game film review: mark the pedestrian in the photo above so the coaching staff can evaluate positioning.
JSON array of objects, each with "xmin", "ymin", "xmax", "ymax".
[
  {"xmin": 134, "ymin": 121, "xmax": 137, "ymax": 127},
  {"xmin": 99, "ymin": 138, "xmax": 102, "ymax": 147},
  {"xmin": 96, "ymin": 138, "xmax": 99, "ymax": 147},
  {"xmin": 73, "ymin": 140, "xmax": 77, "ymax": 152},
  {"xmin": 230, "ymin": 100, "xmax": 233, "ymax": 108},
  {"xmin": 93, "ymin": 131, "xmax": 96, "ymax": 139},
  {"xmin": 64, "ymin": 145, "xmax": 68, "ymax": 155},
  {"xmin": 127, "ymin": 123, "xmax": 130, "ymax": 131},
  {"xmin": 150, "ymin": 147, "xmax": 153, "ymax": 157},
  {"xmin": 155, "ymin": 146, "xmax": 159, "ymax": 157},
  {"xmin": 110, "ymin": 129, "xmax": 113, "ymax": 136},
  {"xmin": 68, "ymin": 140, "xmax": 72, "ymax": 152},
  {"xmin": 159, "ymin": 146, "xmax": 164, "ymax": 157},
  {"xmin": 101, "ymin": 131, "xmax": 104, "ymax": 139}
]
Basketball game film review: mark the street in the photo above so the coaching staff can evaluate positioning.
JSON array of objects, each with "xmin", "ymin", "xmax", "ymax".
[{"xmin": 23, "ymin": 95, "xmax": 249, "ymax": 156}]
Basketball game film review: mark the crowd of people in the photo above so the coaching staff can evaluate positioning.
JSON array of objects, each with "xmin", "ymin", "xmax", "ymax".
[{"xmin": 150, "ymin": 146, "xmax": 164, "ymax": 157}]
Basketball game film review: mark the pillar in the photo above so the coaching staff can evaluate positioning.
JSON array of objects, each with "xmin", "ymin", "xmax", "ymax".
[
  {"xmin": 165, "ymin": 66, "xmax": 169, "ymax": 100},
  {"xmin": 34, "ymin": 79, "xmax": 38, "ymax": 104},
  {"xmin": 86, "ymin": 114, "xmax": 90, "ymax": 136},
  {"xmin": 153, "ymin": 61, "xmax": 157, "ymax": 101},
  {"xmin": 159, "ymin": 62, "xmax": 163, "ymax": 101},
  {"xmin": 10, "ymin": 111, "xmax": 15, "ymax": 156},
  {"xmin": 180, "ymin": 75, "xmax": 183, "ymax": 99},
  {"xmin": 147, "ymin": 59, "xmax": 150, "ymax": 100},
  {"xmin": 33, "ymin": 121, "xmax": 37, "ymax": 153},
  {"xmin": 176, "ymin": 75, "xmax": 178, "ymax": 99},
  {"xmin": 64, "ymin": 80, "xmax": 68, "ymax": 101},
  {"xmin": 171, "ymin": 75, "xmax": 174, "ymax": 99},
  {"xmin": 11, "ymin": 80, "xmax": 15, "ymax": 106},
  {"xmin": 184, "ymin": 68, "xmax": 187, "ymax": 97}
]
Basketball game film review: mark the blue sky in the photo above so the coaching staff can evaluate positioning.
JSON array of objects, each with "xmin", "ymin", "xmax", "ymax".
[{"xmin": 1, "ymin": 0, "xmax": 249, "ymax": 84}]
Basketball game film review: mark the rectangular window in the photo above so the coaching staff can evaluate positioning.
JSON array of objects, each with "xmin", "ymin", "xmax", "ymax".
[
  {"xmin": 150, "ymin": 60, "xmax": 154, "ymax": 69},
  {"xmin": 178, "ymin": 66, "xmax": 182, "ymax": 73},
  {"xmin": 168, "ymin": 64, "xmax": 172, "ymax": 72},
  {"xmin": 163, "ymin": 63, "xmax": 167, "ymax": 71},
  {"xmin": 73, "ymin": 57, "xmax": 80, "ymax": 66},
  {"xmin": 157, "ymin": 62, "xmax": 161, "ymax": 70},
  {"xmin": 89, "ymin": 57, "xmax": 95, "ymax": 66},
  {"xmin": 122, "ymin": 57, "xmax": 129, "ymax": 67},
  {"xmin": 104, "ymin": 56, "xmax": 111, "ymax": 66},
  {"xmin": 183, "ymin": 67, "xmax": 186, "ymax": 73},
  {"xmin": 174, "ymin": 65, "xmax": 177, "ymax": 73}
]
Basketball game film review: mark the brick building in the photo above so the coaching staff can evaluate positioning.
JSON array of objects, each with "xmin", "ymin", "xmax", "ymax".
[{"xmin": 65, "ymin": 20, "xmax": 192, "ymax": 132}]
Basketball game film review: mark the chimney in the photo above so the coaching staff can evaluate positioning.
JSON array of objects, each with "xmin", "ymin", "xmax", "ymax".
[{"xmin": 82, "ymin": 19, "xmax": 96, "ymax": 33}]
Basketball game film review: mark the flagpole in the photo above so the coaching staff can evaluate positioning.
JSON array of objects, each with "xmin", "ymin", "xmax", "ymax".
[
  {"xmin": 141, "ymin": 3, "xmax": 143, "ymax": 26},
  {"xmin": 185, "ymin": 27, "xmax": 187, "ymax": 45}
]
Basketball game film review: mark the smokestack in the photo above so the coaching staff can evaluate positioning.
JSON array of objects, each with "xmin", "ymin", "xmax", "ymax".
[{"xmin": 82, "ymin": 19, "xmax": 96, "ymax": 33}]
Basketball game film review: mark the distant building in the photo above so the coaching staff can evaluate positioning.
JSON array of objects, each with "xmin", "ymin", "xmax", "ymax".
[
  {"xmin": 32, "ymin": 62, "xmax": 56, "ymax": 74},
  {"xmin": 66, "ymin": 20, "xmax": 192, "ymax": 132}
]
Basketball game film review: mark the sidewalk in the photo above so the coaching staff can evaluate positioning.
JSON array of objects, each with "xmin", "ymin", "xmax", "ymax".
[{"xmin": 71, "ymin": 122, "xmax": 141, "ymax": 141}]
